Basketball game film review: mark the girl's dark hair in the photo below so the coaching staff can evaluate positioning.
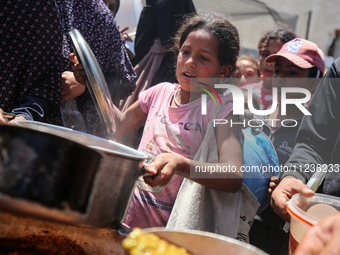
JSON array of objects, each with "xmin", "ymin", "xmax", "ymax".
[
  {"xmin": 173, "ymin": 12, "xmax": 240, "ymax": 77},
  {"xmin": 258, "ymin": 25, "xmax": 297, "ymax": 52}
]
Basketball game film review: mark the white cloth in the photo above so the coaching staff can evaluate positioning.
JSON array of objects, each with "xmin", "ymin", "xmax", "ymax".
[{"xmin": 166, "ymin": 98, "xmax": 259, "ymax": 241}]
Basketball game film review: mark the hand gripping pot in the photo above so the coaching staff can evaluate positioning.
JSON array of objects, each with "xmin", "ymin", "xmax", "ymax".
[
  {"xmin": 241, "ymin": 127, "xmax": 280, "ymax": 213},
  {"xmin": 0, "ymin": 124, "xmax": 103, "ymax": 225},
  {"xmin": 14, "ymin": 120, "xmax": 147, "ymax": 228}
]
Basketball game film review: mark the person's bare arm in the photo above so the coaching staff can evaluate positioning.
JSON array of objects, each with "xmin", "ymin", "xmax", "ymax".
[{"xmin": 113, "ymin": 100, "xmax": 147, "ymax": 139}]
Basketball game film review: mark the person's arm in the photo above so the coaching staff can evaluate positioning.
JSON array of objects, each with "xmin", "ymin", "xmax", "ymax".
[
  {"xmin": 281, "ymin": 58, "xmax": 340, "ymax": 182},
  {"xmin": 143, "ymin": 112, "xmax": 243, "ymax": 192},
  {"xmin": 114, "ymin": 100, "xmax": 147, "ymax": 139},
  {"xmin": 270, "ymin": 58, "xmax": 340, "ymax": 221}
]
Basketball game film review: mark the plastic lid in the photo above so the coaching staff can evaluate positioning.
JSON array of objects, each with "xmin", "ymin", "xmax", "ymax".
[{"xmin": 287, "ymin": 193, "xmax": 340, "ymax": 226}]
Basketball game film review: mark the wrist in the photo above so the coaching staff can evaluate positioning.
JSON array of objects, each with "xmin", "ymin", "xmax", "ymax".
[{"xmin": 173, "ymin": 154, "xmax": 190, "ymax": 176}]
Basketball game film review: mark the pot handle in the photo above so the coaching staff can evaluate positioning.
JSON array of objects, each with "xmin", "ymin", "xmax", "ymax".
[
  {"xmin": 138, "ymin": 165, "xmax": 164, "ymax": 193},
  {"xmin": 140, "ymin": 165, "xmax": 156, "ymax": 177}
]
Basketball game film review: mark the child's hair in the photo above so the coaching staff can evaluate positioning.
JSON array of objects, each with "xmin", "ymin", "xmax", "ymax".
[
  {"xmin": 237, "ymin": 54, "xmax": 260, "ymax": 76},
  {"xmin": 173, "ymin": 11, "xmax": 240, "ymax": 77},
  {"xmin": 257, "ymin": 25, "xmax": 297, "ymax": 52}
]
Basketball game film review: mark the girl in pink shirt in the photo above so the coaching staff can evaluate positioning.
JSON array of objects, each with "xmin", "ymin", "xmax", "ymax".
[{"xmin": 71, "ymin": 11, "xmax": 243, "ymax": 229}]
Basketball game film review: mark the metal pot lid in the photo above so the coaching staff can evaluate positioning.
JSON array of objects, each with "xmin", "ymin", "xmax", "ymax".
[
  {"xmin": 14, "ymin": 120, "xmax": 147, "ymax": 161},
  {"xmin": 69, "ymin": 29, "xmax": 116, "ymax": 136}
]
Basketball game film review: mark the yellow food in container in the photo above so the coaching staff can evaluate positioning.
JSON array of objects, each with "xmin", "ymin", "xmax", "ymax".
[{"xmin": 122, "ymin": 228, "xmax": 192, "ymax": 255}]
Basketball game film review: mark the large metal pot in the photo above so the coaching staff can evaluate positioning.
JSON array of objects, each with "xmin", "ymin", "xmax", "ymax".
[
  {"xmin": 0, "ymin": 124, "xmax": 103, "ymax": 224},
  {"xmin": 14, "ymin": 120, "xmax": 147, "ymax": 228}
]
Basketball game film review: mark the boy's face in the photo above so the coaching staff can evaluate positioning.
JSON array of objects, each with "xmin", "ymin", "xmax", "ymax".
[{"xmin": 272, "ymin": 56, "xmax": 312, "ymax": 99}]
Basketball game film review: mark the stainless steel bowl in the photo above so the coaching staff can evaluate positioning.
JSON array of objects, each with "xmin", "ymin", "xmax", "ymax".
[
  {"xmin": 143, "ymin": 228, "xmax": 268, "ymax": 255},
  {"xmin": 14, "ymin": 120, "xmax": 147, "ymax": 228}
]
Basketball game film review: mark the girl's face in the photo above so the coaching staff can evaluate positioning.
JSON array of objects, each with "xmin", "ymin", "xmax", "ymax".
[
  {"xmin": 176, "ymin": 29, "xmax": 231, "ymax": 92},
  {"xmin": 232, "ymin": 59, "xmax": 259, "ymax": 87},
  {"xmin": 258, "ymin": 39, "xmax": 284, "ymax": 79}
]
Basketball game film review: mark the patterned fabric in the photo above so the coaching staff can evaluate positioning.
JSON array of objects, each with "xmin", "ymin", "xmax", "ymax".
[
  {"xmin": 57, "ymin": 0, "xmax": 136, "ymax": 82},
  {"xmin": 57, "ymin": 0, "xmax": 136, "ymax": 137},
  {"xmin": 0, "ymin": 0, "xmax": 63, "ymax": 125}
]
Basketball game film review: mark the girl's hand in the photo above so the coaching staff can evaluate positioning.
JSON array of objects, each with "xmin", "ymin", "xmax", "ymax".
[
  {"xmin": 61, "ymin": 71, "xmax": 86, "ymax": 102},
  {"xmin": 68, "ymin": 53, "xmax": 88, "ymax": 86},
  {"xmin": 143, "ymin": 153, "xmax": 186, "ymax": 187}
]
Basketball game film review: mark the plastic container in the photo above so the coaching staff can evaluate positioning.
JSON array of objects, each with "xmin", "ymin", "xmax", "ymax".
[{"xmin": 287, "ymin": 193, "xmax": 340, "ymax": 254}]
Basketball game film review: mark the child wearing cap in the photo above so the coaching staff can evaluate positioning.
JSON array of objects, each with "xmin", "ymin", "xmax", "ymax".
[
  {"xmin": 241, "ymin": 26, "xmax": 297, "ymax": 110},
  {"xmin": 273, "ymin": 56, "xmax": 340, "ymax": 255},
  {"xmin": 264, "ymin": 38, "xmax": 325, "ymax": 164},
  {"xmin": 249, "ymin": 38, "xmax": 325, "ymax": 255}
]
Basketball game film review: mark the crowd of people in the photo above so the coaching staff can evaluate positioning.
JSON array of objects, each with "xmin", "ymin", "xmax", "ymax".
[{"xmin": 1, "ymin": 1, "xmax": 340, "ymax": 254}]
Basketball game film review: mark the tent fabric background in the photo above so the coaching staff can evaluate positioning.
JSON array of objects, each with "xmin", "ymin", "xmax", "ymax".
[{"xmin": 194, "ymin": 0, "xmax": 298, "ymax": 30}]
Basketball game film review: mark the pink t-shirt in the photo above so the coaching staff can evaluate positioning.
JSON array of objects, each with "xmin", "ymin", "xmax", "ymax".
[{"xmin": 123, "ymin": 82, "xmax": 233, "ymax": 228}]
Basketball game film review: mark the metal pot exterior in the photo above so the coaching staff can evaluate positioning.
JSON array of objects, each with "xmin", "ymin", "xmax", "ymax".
[
  {"xmin": 85, "ymin": 152, "xmax": 143, "ymax": 227},
  {"xmin": 0, "ymin": 124, "xmax": 102, "ymax": 214},
  {"xmin": 144, "ymin": 228, "xmax": 269, "ymax": 255},
  {"xmin": 14, "ymin": 120, "xmax": 146, "ymax": 228}
]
